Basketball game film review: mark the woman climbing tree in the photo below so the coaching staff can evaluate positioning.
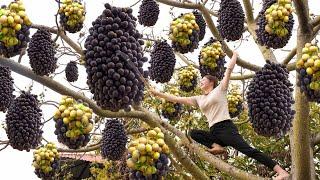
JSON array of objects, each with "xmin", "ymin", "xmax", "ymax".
[{"xmin": 150, "ymin": 51, "xmax": 290, "ymax": 180}]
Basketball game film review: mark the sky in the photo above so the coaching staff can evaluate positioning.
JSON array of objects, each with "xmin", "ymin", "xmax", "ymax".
[{"xmin": 0, "ymin": 0, "xmax": 319, "ymax": 179}]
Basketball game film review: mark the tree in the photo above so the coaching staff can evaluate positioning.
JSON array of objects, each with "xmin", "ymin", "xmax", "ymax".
[{"xmin": 0, "ymin": 0, "xmax": 320, "ymax": 179}]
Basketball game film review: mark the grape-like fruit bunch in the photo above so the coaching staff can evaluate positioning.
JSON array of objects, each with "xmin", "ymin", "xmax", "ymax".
[
  {"xmin": 0, "ymin": 0, "xmax": 31, "ymax": 57},
  {"xmin": 138, "ymin": 0, "xmax": 159, "ymax": 27},
  {"xmin": 246, "ymin": 61, "xmax": 295, "ymax": 137},
  {"xmin": 127, "ymin": 127, "xmax": 170, "ymax": 179},
  {"xmin": 217, "ymin": 0, "xmax": 244, "ymax": 41},
  {"xmin": 159, "ymin": 87, "xmax": 182, "ymax": 120},
  {"xmin": 33, "ymin": 142, "xmax": 60, "ymax": 180},
  {"xmin": 65, "ymin": 61, "xmax": 78, "ymax": 82},
  {"xmin": 149, "ymin": 40, "xmax": 176, "ymax": 83},
  {"xmin": 296, "ymin": 43, "xmax": 320, "ymax": 101},
  {"xmin": 84, "ymin": 3, "xmax": 148, "ymax": 112},
  {"xmin": 101, "ymin": 119, "xmax": 127, "ymax": 161},
  {"xmin": 193, "ymin": 10, "xmax": 206, "ymax": 42},
  {"xmin": 58, "ymin": 0, "xmax": 85, "ymax": 33},
  {"xmin": 199, "ymin": 38, "xmax": 226, "ymax": 80},
  {"xmin": 27, "ymin": 29, "xmax": 57, "ymax": 76},
  {"xmin": 169, "ymin": 13, "xmax": 200, "ymax": 54},
  {"xmin": 54, "ymin": 96, "xmax": 93, "ymax": 149},
  {"xmin": 5, "ymin": 91, "xmax": 43, "ymax": 151},
  {"xmin": 227, "ymin": 84, "xmax": 244, "ymax": 118},
  {"xmin": 0, "ymin": 65, "xmax": 14, "ymax": 112},
  {"xmin": 264, "ymin": 0, "xmax": 294, "ymax": 37},
  {"xmin": 256, "ymin": 0, "xmax": 294, "ymax": 49},
  {"xmin": 177, "ymin": 65, "xmax": 198, "ymax": 92}
]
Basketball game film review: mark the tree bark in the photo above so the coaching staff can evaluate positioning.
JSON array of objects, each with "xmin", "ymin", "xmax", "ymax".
[{"xmin": 291, "ymin": 0, "xmax": 314, "ymax": 179}]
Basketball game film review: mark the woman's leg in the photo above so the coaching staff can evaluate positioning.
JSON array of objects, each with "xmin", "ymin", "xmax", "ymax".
[
  {"xmin": 189, "ymin": 129, "xmax": 226, "ymax": 155},
  {"xmin": 217, "ymin": 123, "xmax": 289, "ymax": 178}
]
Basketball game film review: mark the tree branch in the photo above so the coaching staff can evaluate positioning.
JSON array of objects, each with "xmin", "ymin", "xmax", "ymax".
[
  {"xmin": 58, "ymin": 144, "xmax": 101, "ymax": 153},
  {"xmin": 0, "ymin": 56, "xmax": 146, "ymax": 120},
  {"xmin": 175, "ymin": 52, "xmax": 199, "ymax": 69},
  {"xmin": 293, "ymin": 0, "xmax": 312, "ymax": 33},
  {"xmin": 242, "ymin": 0, "xmax": 254, "ymax": 24}
]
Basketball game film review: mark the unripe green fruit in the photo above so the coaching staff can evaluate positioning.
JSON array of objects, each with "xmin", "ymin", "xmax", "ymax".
[
  {"xmin": 145, "ymin": 144, "xmax": 152, "ymax": 152},
  {"xmin": 137, "ymin": 144, "xmax": 146, "ymax": 151},
  {"xmin": 153, "ymin": 152, "xmax": 160, "ymax": 159}
]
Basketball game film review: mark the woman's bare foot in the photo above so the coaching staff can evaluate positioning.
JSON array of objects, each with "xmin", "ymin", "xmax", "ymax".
[
  {"xmin": 207, "ymin": 143, "xmax": 226, "ymax": 155},
  {"xmin": 274, "ymin": 172, "xmax": 289, "ymax": 180},
  {"xmin": 273, "ymin": 165, "xmax": 290, "ymax": 180}
]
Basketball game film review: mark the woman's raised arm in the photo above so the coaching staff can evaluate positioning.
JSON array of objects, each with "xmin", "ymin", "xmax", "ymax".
[{"xmin": 220, "ymin": 51, "xmax": 238, "ymax": 91}]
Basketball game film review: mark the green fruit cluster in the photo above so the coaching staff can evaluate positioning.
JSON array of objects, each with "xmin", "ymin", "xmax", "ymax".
[
  {"xmin": 177, "ymin": 65, "xmax": 198, "ymax": 90},
  {"xmin": 296, "ymin": 43, "xmax": 320, "ymax": 90},
  {"xmin": 32, "ymin": 143, "xmax": 59, "ymax": 174},
  {"xmin": 0, "ymin": 0, "xmax": 31, "ymax": 47},
  {"xmin": 169, "ymin": 13, "xmax": 199, "ymax": 47},
  {"xmin": 126, "ymin": 127, "xmax": 170, "ymax": 176},
  {"xmin": 264, "ymin": 0, "xmax": 293, "ymax": 37},
  {"xmin": 58, "ymin": 0, "xmax": 85, "ymax": 30},
  {"xmin": 200, "ymin": 41, "xmax": 225, "ymax": 70},
  {"xmin": 227, "ymin": 84, "xmax": 243, "ymax": 114},
  {"xmin": 54, "ymin": 96, "xmax": 93, "ymax": 139}
]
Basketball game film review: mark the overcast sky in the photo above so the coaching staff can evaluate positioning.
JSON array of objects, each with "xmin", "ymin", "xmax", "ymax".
[{"xmin": 0, "ymin": 0, "xmax": 319, "ymax": 179}]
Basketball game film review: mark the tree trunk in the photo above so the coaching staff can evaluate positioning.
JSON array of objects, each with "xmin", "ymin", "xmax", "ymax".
[{"xmin": 291, "ymin": 1, "xmax": 314, "ymax": 179}]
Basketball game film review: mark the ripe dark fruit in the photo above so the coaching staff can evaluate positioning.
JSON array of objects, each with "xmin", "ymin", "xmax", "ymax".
[
  {"xmin": 193, "ymin": 11, "xmax": 206, "ymax": 41},
  {"xmin": 101, "ymin": 119, "xmax": 127, "ymax": 161},
  {"xmin": 169, "ymin": 13, "xmax": 200, "ymax": 54},
  {"xmin": 256, "ymin": 0, "xmax": 294, "ymax": 49},
  {"xmin": 59, "ymin": 0, "xmax": 85, "ymax": 33},
  {"xmin": 217, "ymin": 0, "xmax": 245, "ymax": 41},
  {"xmin": 199, "ymin": 38, "xmax": 226, "ymax": 80},
  {"xmin": 84, "ymin": 4, "xmax": 147, "ymax": 111},
  {"xmin": 27, "ymin": 29, "xmax": 57, "ymax": 76},
  {"xmin": 65, "ymin": 61, "xmax": 79, "ymax": 82},
  {"xmin": 149, "ymin": 40, "xmax": 176, "ymax": 83},
  {"xmin": 5, "ymin": 91, "xmax": 43, "ymax": 151},
  {"xmin": 0, "ymin": 66, "xmax": 14, "ymax": 112},
  {"xmin": 246, "ymin": 61, "xmax": 295, "ymax": 137},
  {"xmin": 138, "ymin": 0, "xmax": 160, "ymax": 27}
]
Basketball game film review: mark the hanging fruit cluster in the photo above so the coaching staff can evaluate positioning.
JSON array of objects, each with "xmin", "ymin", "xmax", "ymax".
[
  {"xmin": 296, "ymin": 43, "xmax": 320, "ymax": 101},
  {"xmin": 101, "ymin": 119, "xmax": 127, "ymax": 161},
  {"xmin": 138, "ymin": 0, "xmax": 159, "ymax": 27},
  {"xmin": 217, "ymin": 0, "xmax": 245, "ymax": 41},
  {"xmin": 159, "ymin": 86, "xmax": 182, "ymax": 120},
  {"xmin": 177, "ymin": 65, "xmax": 198, "ymax": 92},
  {"xmin": 227, "ymin": 84, "xmax": 244, "ymax": 118},
  {"xmin": 127, "ymin": 127, "xmax": 170, "ymax": 179},
  {"xmin": 0, "ymin": 0, "xmax": 31, "ymax": 57},
  {"xmin": 246, "ymin": 61, "xmax": 295, "ymax": 137},
  {"xmin": 199, "ymin": 38, "xmax": 226, "ymax": 80},
  {"xmin": 53, "ymin": 96, "xmax": 93, "ymax": 149},
  {"xmin": 0, "ymin": 65, "xmax": 14, "ymax": 112},
  {"xmin": 58, "ymin": 0, "xmax": 85, "ymax": 33},
  {"xmin": 65, "ymin": 61, "xmax": 78, "ymax": 82},
  {"xmin": 32, "ymin": 142, "xmax": 60, "ymax": 180},
  {"xmin": 264, "ymin": 0, "xmax": 294, "ymax": 37},
  {"xmin": 256, "ymin": 0, "xmax": 294, "ymax": 49},
  {"xmin": 169, "ymin": 13, "xmax": 200, "ymax": 54},
  {"xmin": 84, "ymin": 3, "xmax": 147, "ymax": 112},
  {"xmin": 5, "ymin": 91, "xmax": 43, "ymax": 151},
  {"xmin": 149, "ymin": 40, "xmax": 176, "ymax": 83}
]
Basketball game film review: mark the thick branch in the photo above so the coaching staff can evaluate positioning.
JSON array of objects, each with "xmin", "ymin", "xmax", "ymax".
[
  {"xmin": 231, "ymin": 73, "xmax": 255, "ymax": 80},
  {"xmin": 127, "ymin": 127, "xmax": 149, "ymax": 134},
  {"xmin": 0, "ymin": 56, "xmax": 145, "ymax": 119},
  {"xmin": 242, "ymin": 0, "xmax": 254, "ymax": 24},
  {"xmin": 293, "ymin": 0, "xmax": 312, "ymax": 33},
  {"xmin": 58, "ymin": 144, "xmax": 101, "ymax": 153},
  {"xmin": 175, "ymin": 52, "xmax": 200, "ymax": 69},
  {"xmin": 156, "ymin": 0, "xmax": 200, "ymax": 9}
]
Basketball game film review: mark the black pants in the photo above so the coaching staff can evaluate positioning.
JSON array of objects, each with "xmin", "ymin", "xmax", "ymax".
[{"xmin": 189, "ymin": 120, "xmax": 277, "ymax": 169}]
